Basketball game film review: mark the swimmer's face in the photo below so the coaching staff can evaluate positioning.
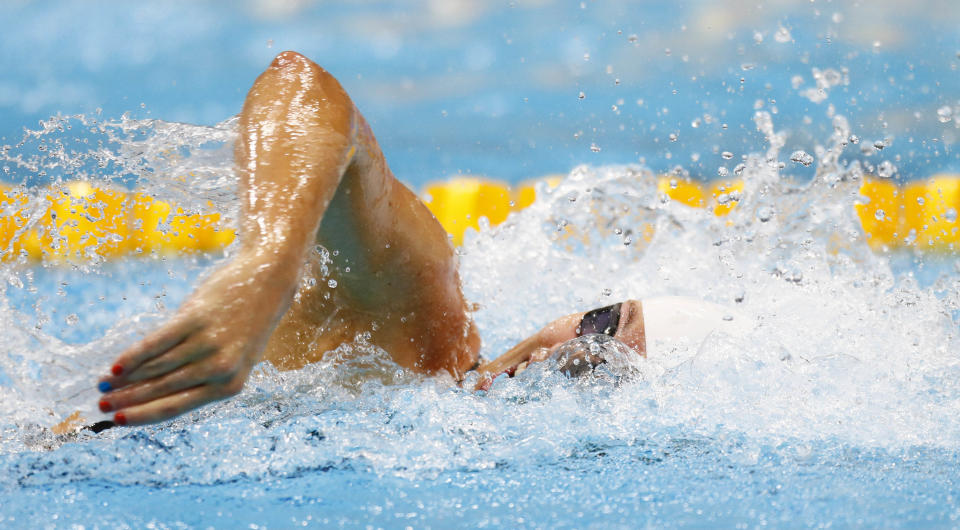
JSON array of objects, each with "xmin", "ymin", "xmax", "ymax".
[
  {"xmin": 520, "ymin": 299, "xmax": 645, "ymax": 370},
  {"xmin": 543, "ymin": 299, "xmax": 645, "ymax": 357},
  {"xmin": 475, "ymin": 299, "xmax": 645, "ymax": 388}
]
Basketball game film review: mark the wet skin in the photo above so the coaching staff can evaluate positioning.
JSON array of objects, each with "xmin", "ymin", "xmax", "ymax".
[{"xmin": 95, "ymin": 52, "xmax": 645, "ymax": 426}]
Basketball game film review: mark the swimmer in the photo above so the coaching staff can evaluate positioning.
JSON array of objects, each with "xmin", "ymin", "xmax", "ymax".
[{"xmin": 88, "ymin": 52, "xmax": 742, "ymax": 428}]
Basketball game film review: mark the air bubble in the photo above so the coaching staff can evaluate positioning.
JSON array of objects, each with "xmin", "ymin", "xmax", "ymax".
[
  {"xmin": 946, "ymin": 209, "xmax": 957, "ymax": 223},
  {"xmin": 328, "ymin": 279, "xmax": 338, "ymax": 288},
  {"xmin": 721, "ymin": 151, "xmax": 734, "ymax": 160}
]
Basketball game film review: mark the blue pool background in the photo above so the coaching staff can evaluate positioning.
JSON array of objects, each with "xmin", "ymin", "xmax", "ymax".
[
  {"xmin": 2, "ymin": 1, "xmax": 960, "ymax": 529},
  {"xmin": 2, "ymin": 0, "xmax": 959, "ymax": 186}
]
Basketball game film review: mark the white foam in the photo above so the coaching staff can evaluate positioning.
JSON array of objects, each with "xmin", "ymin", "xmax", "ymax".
[{"xmin": 0, "ymin": 111, "xmax": 957, "ymax": 473}]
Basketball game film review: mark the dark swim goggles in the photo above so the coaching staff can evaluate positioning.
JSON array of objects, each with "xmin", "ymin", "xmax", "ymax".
[{"xmin": 575, "ymin": 303, "xmax": 622, "ymax": 337}]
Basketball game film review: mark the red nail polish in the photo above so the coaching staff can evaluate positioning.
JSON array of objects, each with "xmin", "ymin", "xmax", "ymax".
[
  {"xmin": 111, "ymin": 364, "xmax": 123, "ymax": 376},
  {"xmin": 98, "ymin": 400, "xmax": 112, "ymax": 413},
  {"xmin": 114, "ymin": 412, "xmax": 127, "ymax": 426}
]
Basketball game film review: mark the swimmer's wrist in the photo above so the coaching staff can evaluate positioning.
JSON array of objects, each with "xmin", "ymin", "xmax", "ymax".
[{"xmin": 220, "ymin": 247, "xmax": 304, "ymax": 295}]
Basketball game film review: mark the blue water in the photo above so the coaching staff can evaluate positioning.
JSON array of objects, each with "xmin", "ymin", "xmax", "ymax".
[
  {"xmin": 2, "ymin": 1, "xmax": 960, "ymax": 529},
  {"xmin": 2, "ymin": 0, "xmax": 958, "ymax": 185}
]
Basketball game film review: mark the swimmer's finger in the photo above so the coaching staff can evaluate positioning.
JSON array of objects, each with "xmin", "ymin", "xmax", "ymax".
[
  {"xmin": 103, "ymin": 351, "xmax": 249, "ymax": 421},
  {"xmin": 100, "ymin": 359, "xmax": 211, "ymax": 412},
  {"xmin": 110, "ymin": 386, "xmax": 218, "ymax": 426},
  {"xmin": 117, "ymin": 341, "xmax": 217, "ymax": 386},
  {"xmin": 106, "ymin": 318, "xmax": 203, "ymax": 380}
]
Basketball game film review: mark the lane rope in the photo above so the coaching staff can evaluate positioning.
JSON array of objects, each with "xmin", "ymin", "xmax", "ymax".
[{"xmin": 1, "ymin": 175, "xmax": 957, "ymax": 263}]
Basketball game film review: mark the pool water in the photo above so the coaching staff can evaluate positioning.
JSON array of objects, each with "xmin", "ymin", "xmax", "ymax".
[{"xmin": 2, "ymin": 1, "xmax": 960, "ymax": 528}]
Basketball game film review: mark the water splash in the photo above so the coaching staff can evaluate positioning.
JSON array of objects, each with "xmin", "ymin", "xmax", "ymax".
[{"xmin": 0, "ymin": 109, "xmax": 957, "ymax": 496}]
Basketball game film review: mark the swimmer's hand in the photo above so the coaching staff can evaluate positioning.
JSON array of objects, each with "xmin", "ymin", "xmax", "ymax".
[{"xmin": 97, "ymin": 255, "xmax": 299, "ymax": 426}]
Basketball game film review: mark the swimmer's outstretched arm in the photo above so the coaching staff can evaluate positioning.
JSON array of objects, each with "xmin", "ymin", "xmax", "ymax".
[{"xmin": 96, "ymin": 53, "xmax": 374, "ymax": 425}]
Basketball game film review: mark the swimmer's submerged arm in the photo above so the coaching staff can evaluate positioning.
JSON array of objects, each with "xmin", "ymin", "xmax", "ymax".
[{"xmin": 98, "ymin": 52, "xmax": 358, "ymax": 425}]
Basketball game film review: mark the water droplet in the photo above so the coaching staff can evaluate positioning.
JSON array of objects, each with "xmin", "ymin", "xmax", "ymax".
[
  {"xmin": 590, "ymin": 143, "xmax": 601, "ymax": 152},
  {"xmin": 578, "ymin": 91, "xmax": 586, "ymax": 100},
  {"xmin": 734, "ymin": 163, "xmax": 746, "ymax": 176},
  {"xmin": 875, "ymin": 209, "xmax": 886, "ymax": 221},
  {"xmin": 937, "ymin": 106, "xmax": 954, "ymax": 123},
  {"xmin": 873, "ymin": 140, "xmax": 886, "ymax": 150},
  {"xmin": 668, "ymin": 133, "xmax": 678, "ymax": 142},
  {"xmin": 917, "ymin": 196, "xmax": 925, "ymax": 206},
  {"xmin": 65, "ymin": 314, "xmax": 79, "ymax": 326},
  {"xmin": 328, "ymin": 279, "xmax": 338, "ymax": 288},
  {"xmin": 601, "ymin": 288, "xmax": 612, "ymax": 296},
  {"xmin": 774, "ymin": 25, "xmax": 792, "ymax": 43},
  {"xmin": 877, "ymin": 160, "xmax": 897, "ymax": 179},
  {"xmin": 721, "ymin": 151, "xmax": 734, "ymax": 160},
  {"xmin": 757, "ymin": 206, "xmax": 774, "ymax": 222},
  {"xmin": 628, "ymin": 34, "xmax": 639, "ymax": 43},
  {"xmin": 946, "ymin": 209, "xmax": 958, "ymax": 223},
  {"xmin": 848, "ymin": 134, "xmax": 860, "ymax": 144},
  {"xmin": 741, "ymin": 63, "xmax": 756, "ymax": 71},
  {"xmin": 717, "ymin": 167, "xmax": 729, "ymax": 177},
  {"xmin": 789, "ymin": 150, "xmax": 814, "ymax": 166}
]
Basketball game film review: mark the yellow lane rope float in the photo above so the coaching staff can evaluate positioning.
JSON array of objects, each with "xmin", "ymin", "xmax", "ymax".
[{"xmin": 0, "ymin": 175, "xmax": 957, "ymax": 263}]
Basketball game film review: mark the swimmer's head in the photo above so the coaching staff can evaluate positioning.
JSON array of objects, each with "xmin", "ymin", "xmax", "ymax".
[
  {"xmin": 473, "ymin": 299, "xmax": 646, "ymax": 389},
  {"xmin": 539, "ymin": 299, "xmax": 646, "ymax": 377}
]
